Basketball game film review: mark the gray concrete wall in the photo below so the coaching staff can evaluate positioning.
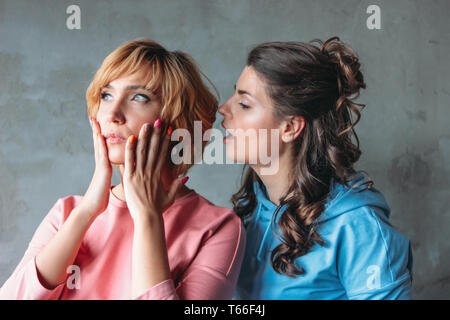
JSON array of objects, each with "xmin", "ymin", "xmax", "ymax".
[{"xmin": 0, "ymin": 0, "xmax": 449, "ymax": 299}]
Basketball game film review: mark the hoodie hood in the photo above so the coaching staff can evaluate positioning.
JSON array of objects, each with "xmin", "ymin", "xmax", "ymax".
[
  {"xmin": 254, "ymin": 172, "xmax": 390, "ymax": 224},
  {"xmin": 320, "ymin": 172, "xmax": 390, "ymax": 222}
]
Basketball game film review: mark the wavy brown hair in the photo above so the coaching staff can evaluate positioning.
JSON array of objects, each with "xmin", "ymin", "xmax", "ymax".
[{"xmin": 231, "ymin": 36, "xmax": 373, "ymax": 277}]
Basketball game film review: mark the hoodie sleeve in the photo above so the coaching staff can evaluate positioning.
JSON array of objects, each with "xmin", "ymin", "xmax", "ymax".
[
  {"xmin": 0, "ymin": 199, "xmax": 67, "ymax": 300},
  {"xmin": 336, "ymin": 206, "xmax": 413, "ymax": 300}
]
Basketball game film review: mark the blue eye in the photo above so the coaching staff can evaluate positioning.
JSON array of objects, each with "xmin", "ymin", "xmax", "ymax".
[
  {"xmin": 133, "ymin": 94, "xmax": 150, "ymax": 102},
  {"xmin": 100, "ymin": 92, "xmax": 112, "ymax": 101}
]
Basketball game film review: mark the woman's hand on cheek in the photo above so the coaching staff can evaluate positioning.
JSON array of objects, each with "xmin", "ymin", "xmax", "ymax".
[
  {"xmin": 78, "ymin": 116, "xmax": 112, "ymax": 220},
  {"xmin": 123, "ymin": 119, "xmax": 186, "ymax": 224}
]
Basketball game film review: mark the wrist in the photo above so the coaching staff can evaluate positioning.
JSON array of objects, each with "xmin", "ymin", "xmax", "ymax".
[
  {"xmin": 132, "ymin": 209, "xmax": 162, "ymax": 226},
  {"xmin": 73, "ymin": 205, "xmax": 98, "ymax": 224}
]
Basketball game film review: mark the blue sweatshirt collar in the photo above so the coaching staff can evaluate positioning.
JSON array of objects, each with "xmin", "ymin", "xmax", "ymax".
[{"xmin": 253, "ymin": 172, "xmax": 390, "ymax": 224}]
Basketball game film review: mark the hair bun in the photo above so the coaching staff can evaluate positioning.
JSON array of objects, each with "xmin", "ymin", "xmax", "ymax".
[
  {"xmin": 315, "ymin": 36, "xmax": 366, "ymax": 97},
  {"xmin": 309, "ymin": 36, "xmax": 367, "ymax": 135}
]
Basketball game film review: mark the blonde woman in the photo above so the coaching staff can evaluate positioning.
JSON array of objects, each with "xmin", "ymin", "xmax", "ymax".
[{"xmin": 0, "ymin": 39, "xmax": 245, "ymax": 300}]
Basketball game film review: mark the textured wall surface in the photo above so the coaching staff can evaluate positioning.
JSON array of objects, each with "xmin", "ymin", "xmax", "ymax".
[{"xmin": 0, "ymin": 0, "xmax": 449, "ymax": 299}]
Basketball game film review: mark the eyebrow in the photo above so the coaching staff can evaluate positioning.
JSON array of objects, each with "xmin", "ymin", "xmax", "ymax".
[
  {"xmin": 104, "ymin": 84, "xmax": 153, "ymax": 93},
  {"xmin": 234, "ymin": 84, "xmax": 253, "ymax": 98}
]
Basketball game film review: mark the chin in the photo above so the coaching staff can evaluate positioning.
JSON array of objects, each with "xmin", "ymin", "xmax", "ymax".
[
  {"xmin": 109, "ymin": 159, "xmax": 124, "ymax": 166},
  {"xmin": 108, "ymin": 150, "xmax": 124, "ymax": 166}
]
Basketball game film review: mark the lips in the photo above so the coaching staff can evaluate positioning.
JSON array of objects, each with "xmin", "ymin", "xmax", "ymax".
[
  {"xmin": 220, "ymin": 120, "xmax": 227, "ymax": 129},
  {"xmin": 221, "ymin": 121, "xmax": 234, "ymax": 144},
  {"xmin": 221, "ymin": 121, "xmax": 232, "ymax": 135},
  {"xmin": 105, "ymin": 133, "xmax": 126, "ymax": 143}
]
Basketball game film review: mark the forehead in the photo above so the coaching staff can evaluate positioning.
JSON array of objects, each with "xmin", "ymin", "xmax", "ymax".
[
  {"xmin": 237, "ymin": 66, "xmax": 271, "ymax": 106},
  {"xmin": 107, "ymin": 70, "xmax": 149, "ymax": 87}
]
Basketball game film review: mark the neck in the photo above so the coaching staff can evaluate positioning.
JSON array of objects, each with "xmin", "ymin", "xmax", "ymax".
[{"xmin": 252, "ymin": 149, "xmax": 293, "ymax": 206}]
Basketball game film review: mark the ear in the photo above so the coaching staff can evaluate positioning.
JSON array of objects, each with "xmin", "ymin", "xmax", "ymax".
[{"xmin": 281, "ymin": 116, "xmax": 305, "ymax": 143}]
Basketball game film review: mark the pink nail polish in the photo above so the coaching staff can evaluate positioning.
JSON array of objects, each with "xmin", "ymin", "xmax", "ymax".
[
  {"xmin": 154, "ymin": 118, "xmax": 161, "ymax": 129},
  {"xmin": 181, "ymin": 176, "xmax": 189, "ymax": 184}
]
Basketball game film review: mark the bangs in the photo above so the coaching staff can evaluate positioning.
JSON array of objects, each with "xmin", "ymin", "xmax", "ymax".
[
  {"xmin": 100, "ymin": 51, "xmax": 165, "ymax": 95},
  {"xmin": 87, "ymin": 45, "xmax": 166, "ymax": 116}
]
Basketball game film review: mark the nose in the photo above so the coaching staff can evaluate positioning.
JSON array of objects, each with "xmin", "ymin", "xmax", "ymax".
[
  {"xmin": 218, "ymin": 99, "xmax": 231, "ymax": 118},
  {"xmin": 105, "ymin": 99, "xmax": 125, "ymax": 124}
]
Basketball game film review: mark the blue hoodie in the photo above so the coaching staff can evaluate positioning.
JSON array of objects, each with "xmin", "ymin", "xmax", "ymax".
[{"xmin": 235, "ymin": 173, "xmax": 413, "ymax": 300}]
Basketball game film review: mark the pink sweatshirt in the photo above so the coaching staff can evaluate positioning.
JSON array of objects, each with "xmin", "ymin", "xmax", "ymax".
[{"xmin": 0, "ymin": 187, "xmax": 246, "ymax": 300}]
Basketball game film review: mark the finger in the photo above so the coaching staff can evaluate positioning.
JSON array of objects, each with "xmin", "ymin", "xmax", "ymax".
[
  {"xmin": 97, "ymin": 131, "xmax": 110, "ymax": 167},
  {"xmin": 93, "ymin": 117, "xmax": 102, "ymax": 136},
  {"xmin": 89, "ymin": 116, "xmax": 99, "ymax": 163},
  {"xmin": 154, "ymin": 123, "xmax": 171, "ymax": 174},
  {"xmin": 124, "ymin": 135, "xmax": 136, "ymax": 177},
  {"xmin": 92, "ymin": 117, "xmax": 109, "ymax": 167},
  {"xmin": 146, "ymin": 118, "xmax": 162, "ymax": 172},
  {"xmin": 136, "ymin": 123, "xmax": 151, "ymax": 172}
]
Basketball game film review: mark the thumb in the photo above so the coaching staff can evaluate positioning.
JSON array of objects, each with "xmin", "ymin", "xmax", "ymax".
[{"xmin": 167, "ymin": 176, "xmax": 189, "ymax": 203}]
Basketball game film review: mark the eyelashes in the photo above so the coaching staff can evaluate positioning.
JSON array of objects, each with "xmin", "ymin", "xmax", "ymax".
[
  {"xmin": 100, "ymin": 92, "xmax": 151, "ymax": 103},
  {"xmin": 239, "ymin": 102, "xmax": 250, "ymax": 109},
  {"xmin": 132, "ymin": 93, "xmax": 150, "ymax": 102},
  {"xmin": 100, "ymin": 92, "xmax": 112, "ymax": 101}
]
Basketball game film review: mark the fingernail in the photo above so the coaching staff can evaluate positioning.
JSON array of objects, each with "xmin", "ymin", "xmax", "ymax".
[
  {"xmin": 167, "ymin": 125, "xmax": 173, "ymax": 136},
  {"xmin": 129, "ymin": 135, "xmax": 135, "ymax": 144},
  {"xmin": 154, "ymin": 118, "xmax": 161, "ymax": 129},
  {"xmin": 181, "ymin": 176, "xmax": 189, "ymax": 184}
]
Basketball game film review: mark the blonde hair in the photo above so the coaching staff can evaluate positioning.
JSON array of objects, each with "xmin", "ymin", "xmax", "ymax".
[{"xmin": 86, "ymin": 39, "xmax": 219, "ymax": 176}]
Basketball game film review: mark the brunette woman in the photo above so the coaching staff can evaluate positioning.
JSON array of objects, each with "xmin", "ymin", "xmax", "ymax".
[{"xmin": 219, "ymin": 37, "xmax": 413, "ymax": 299}]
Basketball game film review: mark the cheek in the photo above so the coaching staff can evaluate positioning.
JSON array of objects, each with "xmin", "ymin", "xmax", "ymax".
[
  {"xmin": 225, "ymin": 131, "xmax": 271, "ymax": 165},
  {"xmin": 96, "ymin": 102, "xmax": 110, "ymax": 119},
  {"xmin": 225, "ymin": 112, "xmax": 279, "ymax": 164},
  {"xmin": 226, "ymin": 129, "xmax": 267, "ymax": 164},
  {"xmin": 134, "ymin": 110, "xmax": 163, "ymax": 132}
]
